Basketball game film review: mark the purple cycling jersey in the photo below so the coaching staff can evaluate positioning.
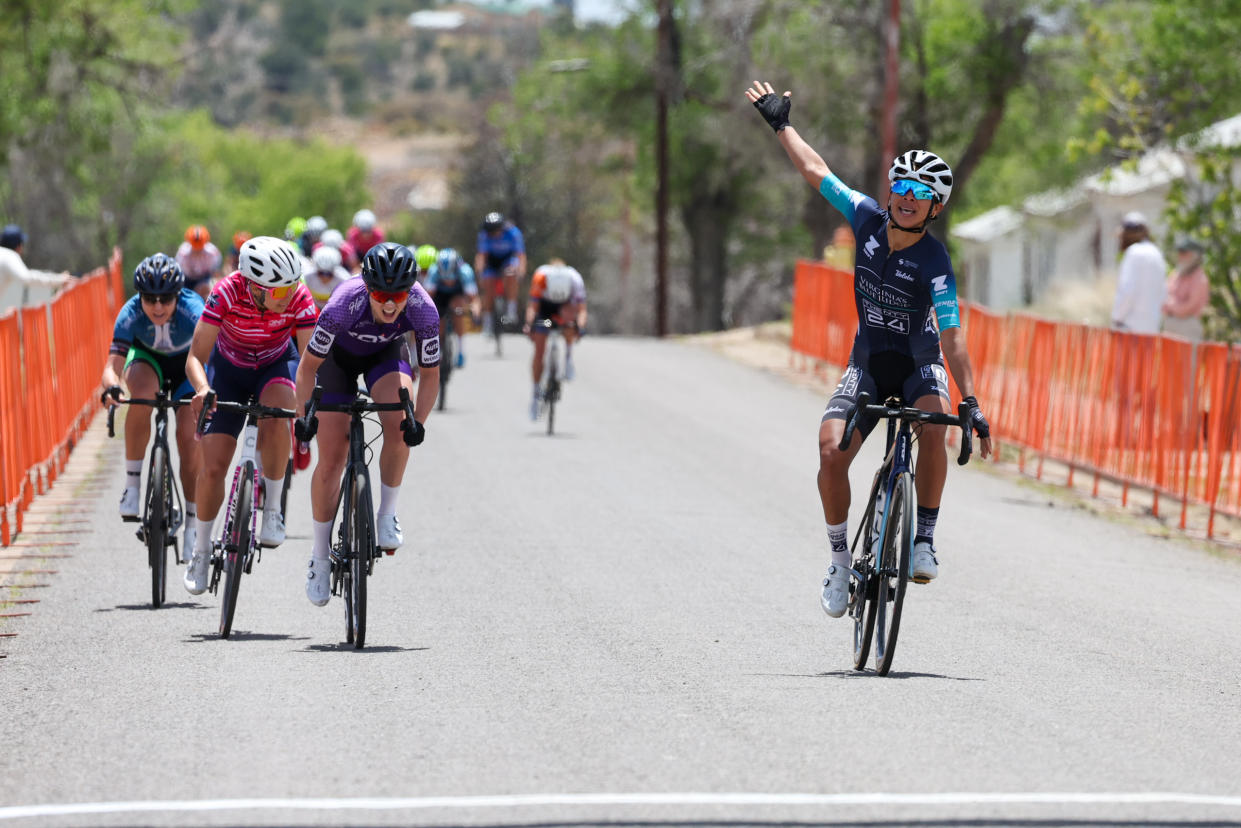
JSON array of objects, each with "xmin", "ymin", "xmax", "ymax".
[{"xmin": 306, "ymin": 278, "xmax": 441, "ymax": 367}]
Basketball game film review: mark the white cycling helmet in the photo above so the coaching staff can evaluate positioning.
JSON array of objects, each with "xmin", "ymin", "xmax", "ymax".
[
  {"xmin": 305, "ymin": 215, "xmax": 328, "ymax": 237},
  {"xmin": 352, "ymin": 209, "xmax": 376, "ymax": 231},
  {"xmin": 320, "ymin": 228, "xmax": 344, "ymax": 249},
  {"xmin": 239, "ymin": 235, "xmax": 302, "ymax": 288},
  {"xmin": 889, "ymin": 150, "xmax": 954, "ymax": 205},
  {"xmin": 311, "ymin": 245, "xmax": 342, "ymax": 273}
]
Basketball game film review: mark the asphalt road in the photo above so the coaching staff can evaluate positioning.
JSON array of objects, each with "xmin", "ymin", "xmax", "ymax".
[{"xmin": 2, "ymin": 333, "xmax": 1240, "ymax": 827}]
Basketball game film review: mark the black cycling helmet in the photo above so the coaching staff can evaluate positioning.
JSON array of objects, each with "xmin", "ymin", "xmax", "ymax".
[
  {"xmin": 133, "ymin": 253, "xmax": 185, "ymax": 295},
  {"xmin": 482, "ymin": 211, "xmax": 504, "ymax": 232},
  {"xmin": 361, "ymin": 242, "xmax": 419, "ymax": 292}
]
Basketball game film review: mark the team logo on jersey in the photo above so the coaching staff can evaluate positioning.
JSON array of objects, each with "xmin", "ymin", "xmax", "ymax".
[
  {"xmin": 920, "ymin": 364, "xmax": 948, "ymax": 387},
  {"xmin": 421, "ymin": 335, "xmax": 440, "ymax": 363},
  {"xmin": 349, "ymin": 295, "xmax": 367, "ymax": 314},
  {"xmin": 863, "ymin": 235, "xmax": 880, "ymax": 259},
  {"xmin": 309, "ymin": 328, "xmax": 335, "ymax": 353},
  {"xmin": 894, "ymin": 269, "xmax": 914, "ymax": 282},
  {"xmin": 837, "ymin": 366, "xmax": 861, "ymax": 398}
]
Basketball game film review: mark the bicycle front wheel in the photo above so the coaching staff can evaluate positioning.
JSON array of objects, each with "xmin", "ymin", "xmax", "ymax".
[
  {"xmin": 438, "ymin": 333, "xmax": 452, "ymax": 411},
  {"xmin": 350, "ymin": 468, "xmax": 373, "ymax": 649},
  {"xmin": 146, "ymin": 446, "xmax": 169, "ymax": 609},
  {"xmin": 874, "ymin": 471, "xmax": 914, "ymax": 675},
  {"xmin": 220, "ymin": 464, "xmax": 254, "ymax": 638},
  {"xmin": 850, "ymin": 494, "xmax": 878, "ymax": 671}
]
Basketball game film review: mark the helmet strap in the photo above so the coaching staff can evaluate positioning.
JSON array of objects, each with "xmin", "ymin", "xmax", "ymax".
[{"xmin": 885, "ymin": 197, "xmax": 940, "ymax": 235}]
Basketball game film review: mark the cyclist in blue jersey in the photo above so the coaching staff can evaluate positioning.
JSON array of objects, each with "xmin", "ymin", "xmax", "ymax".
[
  {"xmin": 746, "ymin": 80, "xmax": 993, "ymax": 619},
  {"xmin": 100, "ymin": 253, "xmax": 205, "ymax": 556},
  {"xmin": 425, "ymin": 247, "xmax": 480, "ymax": 368},
  {"xmin": 474, "ymin": 211, "xmax": 526, "ymax": 334}
]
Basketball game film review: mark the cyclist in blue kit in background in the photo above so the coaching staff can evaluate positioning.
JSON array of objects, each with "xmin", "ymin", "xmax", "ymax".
[
  {"xmin": 745, "ymin": 79, "xmax": 993, "ymax": 620},
  {"xmin": 474, "ymin": 211, "xmax": 526, "ymax": 333}
]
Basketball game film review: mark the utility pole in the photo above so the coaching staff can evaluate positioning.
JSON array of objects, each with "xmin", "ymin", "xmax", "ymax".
[
  {"xmin": 880, "ymin": 0, "xmax": 900, "ymax": 193},
  {"xmin": 654, "ymin": 0, "xmax": 672, "ymax": 337}
]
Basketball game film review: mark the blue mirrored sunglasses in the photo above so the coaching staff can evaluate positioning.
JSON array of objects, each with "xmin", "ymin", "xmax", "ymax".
[{"xmin": 891, "ymin": 179, "xmax": 937, "ymax": 200}]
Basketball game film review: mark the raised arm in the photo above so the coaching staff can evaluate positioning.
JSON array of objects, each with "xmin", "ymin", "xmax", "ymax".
[{"xmin": 744, "ymin": 80, "xmax": 833, "ymax": 191}]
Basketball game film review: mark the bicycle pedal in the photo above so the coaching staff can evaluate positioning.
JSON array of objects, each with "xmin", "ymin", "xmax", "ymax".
[
  {"xmin": 135, "ymin": 527, "xmax": 147, "ymax": 543},
  {"xmin": 121, "ymin": 515, "xmax": 141, "ymax": 523}
]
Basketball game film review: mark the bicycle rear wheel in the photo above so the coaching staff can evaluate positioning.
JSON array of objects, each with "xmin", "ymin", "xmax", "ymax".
[
  {"xmin": 220, "ymin": 464, "xmax": 254, "ymax": 638},
  {"xmin": 545, "ymin": 343, "xmax": 559, "ymax": 435},
  {"xmin": 492, "ymin": 305, "xmax": 503, "ymax": 357},
  {"xmin": 438, "ymin": 331, "xmax": 452, "ymax": 410},
  {"xmin": 146, "ymin": 446, "xmax": 169, "ymax": 609},
  {"xmin": 350, "ymin": 469, "xmax": 373, "ymax": 649},
  {"xmin": 874, "ymin": 471, "xmax": 914, "ymax": 675}
]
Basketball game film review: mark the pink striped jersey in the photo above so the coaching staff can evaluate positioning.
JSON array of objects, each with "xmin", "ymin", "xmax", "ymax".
[{"xmin": 200, "ymin": 271, "xmax": 318, "ymax": 368}]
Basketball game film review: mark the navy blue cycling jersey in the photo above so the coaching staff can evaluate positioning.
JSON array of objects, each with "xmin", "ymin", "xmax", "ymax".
[
  {"xmin": 476, "ymin": 224, "xmax": 525, "ymax": 272},
  {"xmin": 819, "ymin": 172, "xmax": 960, "ymax": 366},
  {"xmin": 109, "ymin": 288, "xmax": 204, "ymax": 357}
]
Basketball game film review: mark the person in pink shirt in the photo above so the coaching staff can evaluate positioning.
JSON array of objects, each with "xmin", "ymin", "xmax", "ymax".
[
  {"xmin": 1162, "ymin": 237, "xmax": 1211, "ymax": 341},
  {"xmin": 348, "ymin": 209, "xmax": 385, "ymax": 258}
]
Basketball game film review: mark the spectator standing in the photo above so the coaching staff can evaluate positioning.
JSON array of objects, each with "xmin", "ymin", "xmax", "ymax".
[
  {"xmin": 1162, "ymin": 238, "xmax": 1210, "ymax": 341},
  {"xmin": 1110, "ymin": 212, "xmax": 1167, "ymax": 334},
  {"xmin": 0, "ymin": 224, "xmax": 71, "ymax": 310}
]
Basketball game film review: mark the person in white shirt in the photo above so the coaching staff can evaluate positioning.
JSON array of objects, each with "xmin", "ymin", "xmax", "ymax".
[
  {"xmin": 0, "ymin": 224, "xmax": 71, "ymax": 309},
  {"xmin": 1110, "ymin": 212, "xmax": 1167, "ymax": 334}
]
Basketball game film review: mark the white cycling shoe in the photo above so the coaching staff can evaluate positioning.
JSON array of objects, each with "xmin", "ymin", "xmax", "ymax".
[
  {"xmin": 118, "ymin": 487, "xmax": 140, "ymax": 521},
  {"xmin": 529, "ymin": 395, "xmax": 540, "ymax": 421},
  {"xmin": 377, "ymin": 514, "xmax": 403, "ymax": 551},
  {"xmin": 305, "ymin": 558, "xmax": 331, "ymax": 607},
  {"xmin": 820, "ymin": 564, "xmax": 850, "ymax": 618},
  {"xmin": 259, "ymin": 509, "xmax": 285, "ymax": 548},
  {"xmin": 911, "ymin": 541, "xmax": 939, "ymax": 583},
  {"xmin": 565, "ymin": 356, "xmax": 576, "ymax": 381},
  {"xmin": 184, "ymin": 552, "xmax": 210, "ymax": 595}
]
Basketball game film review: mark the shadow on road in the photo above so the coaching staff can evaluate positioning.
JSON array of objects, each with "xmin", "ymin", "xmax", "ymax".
[
  {"xmin": 182, "ymin": 631, "xmax": 310, "ymax": 643},
  {"xmin": 757, "ymin": 670, "xmax": 985, "ymax": 682},
  {"xmin": 95, "ymin": 602, "xmax": 208, "ymax": 612},
  {"xmin": 299, "ymin": 643, "xmax": 430, "ymax": 654}
]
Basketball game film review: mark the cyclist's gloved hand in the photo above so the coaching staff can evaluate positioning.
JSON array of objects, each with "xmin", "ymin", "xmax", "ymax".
[
  {"xmin": 752, "ymin": 91, "xmax": 792, "ymax": 134},
  {"xmin": 401, "ymin": 418, "xmax": 425, "ymax": 447},
  {"xmin": 294, "ymin": 416, "xmax": 317, "ymax": 443},
  {"xmin": 963, "ymin": 395, "xmax": 991, "ymax": 440},
  {"xmin": 101, "ymin": 385, "xmax": 122, "ymax": 407}
]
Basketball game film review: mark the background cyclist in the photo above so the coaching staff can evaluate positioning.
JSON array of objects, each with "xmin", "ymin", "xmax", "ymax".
[
  {"xmin": 176, "ymin": 224, "xmax": 223, "ymax": 299},
  {"xmin": 304, "ymin": 244, "xmax": 351, "ymax": 311},
  {"xmin": 474, "ymin": 211, "xmax": 526, "ymax": 335},
  {"xmin": 293, "ymin": 242, "xmax": 440, "ymax": 607},
  {"xmin": 745, "ymin": 79, "xmax": 993, "ymax": 619},
  {"xmin": 181, "ymin": 236, "xmax": 318, "ymax": 596},
  {"xmin": 100, "ymin": 253, "xmax": 204, "ymax": 557},
  {"xmin": 523, "ymin": 258, "xmax": 586, "ymax": 420},
  {"xmin": 348, "ymin": 208, "xmax": 384, "ymax": 258},
  {"xmin": 424, "ymin": 247, "xmax": 479, "ymax": 368}
]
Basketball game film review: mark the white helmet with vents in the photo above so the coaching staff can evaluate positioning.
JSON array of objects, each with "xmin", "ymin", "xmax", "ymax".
[
  {"xmin": 239, "ymin": 235, "xmax": 302, "ymax": 288},
  {"xmin": 311, "ymin": 245, "xmax": 342, "ymax": 273},
  {"xmin": 889, "ymin": 150, "xmax": 954, "ymax": 205}
]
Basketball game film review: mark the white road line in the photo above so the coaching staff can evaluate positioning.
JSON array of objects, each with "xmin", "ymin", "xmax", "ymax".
[{"xmin": 4, "ymin": 792, "xmax": 1241, "ymax": 820}]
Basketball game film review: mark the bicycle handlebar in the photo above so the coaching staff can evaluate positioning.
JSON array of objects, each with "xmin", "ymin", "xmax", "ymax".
[
  {"xmin": 104, "ymin": 392, "xmax": 188, "ymax": 438},
  {"xmin": 303, "ymin": 385, "xmax": 414, "ymax": 417},
  {"xmin": 838, "ymin": 392, "xmax": 973, "ymax": 466},
  {"xmin": 194, "ymin": 391, "xmax": 296, "ymax": 436}
]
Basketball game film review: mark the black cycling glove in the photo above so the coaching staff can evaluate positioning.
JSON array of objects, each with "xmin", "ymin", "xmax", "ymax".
[
  {"xmin": 101, "ymin": 385, "xmax": 121, "ymax": 405},
  {"xmin": 752, "ymin": 92, "xmax": 791, "ymax": 134},
  {"xmin": 401, "ymin": 418, "xmax": 425, "ymax": 447},
  {"xmin": 294, "ymin": 416, "xmax": 318, "ymax": 443},
  {"xmin": 962, "ymin": 395, "xmax": 991, "ymax": 440}
]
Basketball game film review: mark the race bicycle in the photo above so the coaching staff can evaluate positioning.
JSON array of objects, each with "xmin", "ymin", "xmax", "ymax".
[
  {"xmin": 437, "ymin": 305, "xmax": 465, "ymax": 411},
  {"xmin": 195, "ymin": 393, "xmax": 296, "ymax": 638},
  {"xmin": 300, "ymin": 385, "xmax": 419, "ymax": 648},
  {"xmin": 533, "ymin": 318, "xmax": 573, "ymax": 436},
  {"xmin": 838, "ymin": 391, "xmax": 972, "ymax": 675},
  {"xmin": 105, "ymin": 382, "xmax": 188, "ymax": 608}
]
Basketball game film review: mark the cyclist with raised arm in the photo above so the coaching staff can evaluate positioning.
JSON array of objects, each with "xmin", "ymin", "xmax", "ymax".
[
  {"xmin": 176, "ymin": 225, "xmax": 223, "ymax": 299},
  {"xmin": 425, "ymin": 247, "xmax": 479, "ymax": 369},
  {"xmin": 523, "ymin": 258, "xmax": 586, "ymax": 420},
  {"xmin": 181, "ymin": 236, "xmax": 318, "ymax": 595},
  {"xmin": 745, "ymin": 80, "xmax": 993, "ymax": 619},
  {"xmin": 293, "ymin": 242, "xmax": 440, "ymax": 607},
  {"xmin": 100, "ymin": 254, "xmax": 204, "ymax": 555},
  {"xmin": 474, "ymin": 211, "xmax": 526, "ymax": 333}
]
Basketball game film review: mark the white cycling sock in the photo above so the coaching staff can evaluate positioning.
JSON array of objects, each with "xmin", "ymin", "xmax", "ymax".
[
  {"xmin": 194, "ymin": 517, "xmax": 215, "ymax": 555},
  {"xmin": 184, "ymin": 501, "xmax": 197, "ymax": 534},
  {"xmin": 125, "ymin": 459, "xmax": 142, "ymax": 488},
  {"xmin": 263, "ymin": 477, "xmax": 283, "ymax": 512},
  {"xmin": 378, "ymin": 483, "xmax": 400, "ymax": 517},
  {"xmin": 506, "ymin": 299, "xmax": 518, "ymax": 318},
  {"xmin": 455, "ymin": 332, "xmax": 464, "ymax": 353},
  {"xmin": 828, "ymin": 520, "xmax": 850, "ymax": 567},
  {"xmin": 312, "ymin": 518, "xmax": 333, "ymax": 561}
]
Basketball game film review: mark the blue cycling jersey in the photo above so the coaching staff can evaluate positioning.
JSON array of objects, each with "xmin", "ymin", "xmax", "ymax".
[
  {"xmin": 109, "ymin": 288, "xmax": 204, "ymax": 357},
  {"xmin": 819, "ymin": 172, "xmax": 960, "ymax": 366},
  {"xmin": 425, "ymin": 261, "xmax": 477, "ymax": 295},
  {"xmin": 476, "ymin": 224, "xmax": 525, "ymax": 272}
]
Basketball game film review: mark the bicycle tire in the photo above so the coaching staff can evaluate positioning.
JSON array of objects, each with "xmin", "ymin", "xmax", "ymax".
[
  {"xmin": 280, "ymin": 456, "xmax": 293, "ymax": 522},
  {"xmin": 438, "ymin": 332, "xmax": 452, "ymax": 411},
  {"xmin": 850, "ymin": 492, "xmax": 878, "ymax": 671},
  {"xmin": 874, "ymin": 471, "xmax": 914, "ymax": 675},
  {"xmin": 493, "ymin": 305, "xmax": 503, "ymax": 357},
  {"xmin": 146, "ymin": 445, "xmax": 168, "ymax": 609},
  {"xmin": 339, "ymin": 467, "xmax": 356, "ymax": 646},
  {"xmin": 219, "ymin": 464, "xmax": 254, "ymax": 638},
  {"xmin": 351, "ymin": 468, "xmax": 372, "ymax": 649},
  {"xmin": 545, "ymin": 341, "xmax": 559, "ymax": 435}
]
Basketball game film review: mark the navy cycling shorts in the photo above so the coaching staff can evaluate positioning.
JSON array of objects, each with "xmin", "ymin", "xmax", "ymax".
[
  {"xmin": 822, "ymin": 352, "xmax": 950, "ymax": 440},
  {"xmin": 204, "ymin": 341, "xmax": 298, "ymax": 438}
]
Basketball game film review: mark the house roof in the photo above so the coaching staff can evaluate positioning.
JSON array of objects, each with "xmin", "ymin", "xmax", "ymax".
[
  {"xmin": 1083, "ymin": 147, "xmax": 1186, "ymax": 198},
  {"xmin": 952, "ymin": 206, "xmax": 1023, "ymax": 243}
]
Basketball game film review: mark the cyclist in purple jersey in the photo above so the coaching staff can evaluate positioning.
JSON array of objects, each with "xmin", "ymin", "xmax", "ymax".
[
  {"xmin": 294, "ymin": 243, "xmax": 440, "ymax": 607},
  {"xmin": 747, "ymin": 79, "xmax": 993, "ymax": 620}
]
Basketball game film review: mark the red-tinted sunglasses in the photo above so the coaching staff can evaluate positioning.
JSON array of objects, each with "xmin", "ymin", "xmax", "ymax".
[{"xmin": 370, "ymin": 288, "xmax": 410, "ymax": 305}]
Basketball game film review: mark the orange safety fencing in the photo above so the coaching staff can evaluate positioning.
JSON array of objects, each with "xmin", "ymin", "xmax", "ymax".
[
  {"xmin": 0, "ymin": 248, "xmax": 124, "ymax": 545},
  {"xmin": 791, "ymin": 259, "xmax": 1241, "ymax": 539}
]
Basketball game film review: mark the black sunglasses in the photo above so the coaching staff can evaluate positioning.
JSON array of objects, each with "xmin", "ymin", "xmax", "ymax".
[{"xmin": 140, "ymin": 293, "xmax": 177, "ymax": 305}]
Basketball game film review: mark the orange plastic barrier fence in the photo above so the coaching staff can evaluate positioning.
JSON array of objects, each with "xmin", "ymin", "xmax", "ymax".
[
  {"xmin": 0, "ymin": 248, "xmax": 123, "ymax": 545},
  {"xmin": 791, "ymin": 260, "xmax": 1241, "ymax": 538}
]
